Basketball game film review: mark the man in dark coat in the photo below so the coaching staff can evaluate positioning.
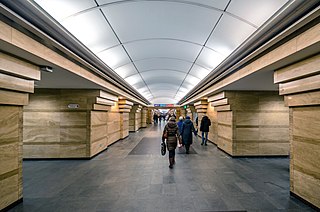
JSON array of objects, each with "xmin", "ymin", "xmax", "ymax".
[
  {"xmin": 181, "ymin": 116, "xmax": 196, "ymax": 154},
  {"xmin": 200, "ymin": 115, "xmax": 211, "ymax": 146}
]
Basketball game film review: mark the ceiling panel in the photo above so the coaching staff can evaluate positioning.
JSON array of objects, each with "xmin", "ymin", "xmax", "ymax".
[
  {"xmin": 140, "ymin": 71, "xmax": 185, "ymax": 85},
  {"xmin": 34, "ymin": 0, "xmax": 96, "ymax": 21},
  {"xmin": 97, "ymin": 0, "xmax": 230, "ymax": 10},
  {"xmin": 61, "ymin": 10, "xmax": 120, "ymax": 53},
  {"xmin": 227, "ymin": 0, "xmax": 289, "ymax": 27},
  {"xmin": 189, "ymin": 64, "xmax": 211, "ymax": 79},
  {"xmin": 114, "ymin": 63, "xmax": 138, "ymax": 78},
  {"xmin": 149, "ymin": 97, "xmax": 178, "ymax": 104},
  {"xmin": 148, "ymin": 83, "xmax": 180, "ymax": 91},
  {"xmin": 101, "ymin": 1, "xmax": 222, "ymax": 44},
  {"xmin": 124, "ymin": 40, "xmax": 202, "ymax": 62},
  {"xmin": 33, "ymin": 0, "xmax": 293, "ymax": 104},
  {"xmin": 195, "ymin": 47, "xmax": 225, "ymax": 71},
  {"xmin": 96, "ymin": 45, "xmax": 130, "ymax": 69},
  {"xmin": 134, "ymin": 58, "xmax": 192, "ymax": 73},
  {"xmin": 205, "ymin": 14, "xmax": 256, "ymax": 56}
]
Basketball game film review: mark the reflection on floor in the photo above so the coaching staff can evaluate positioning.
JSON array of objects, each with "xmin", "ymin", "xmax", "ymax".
[{"xmin": 9, "ymin": 122, "xmax": 316, "ymax": 212}]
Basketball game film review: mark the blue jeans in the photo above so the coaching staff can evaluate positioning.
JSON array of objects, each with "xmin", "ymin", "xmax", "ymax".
[{"xmin": 202, "ymin": 131, "xmax": 208, "ymax": 144}]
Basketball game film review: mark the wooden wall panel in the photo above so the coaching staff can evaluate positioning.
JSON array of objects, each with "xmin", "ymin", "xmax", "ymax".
[
  {"xmin": 107, "ymin": 112, "xmax": 120, "ymax": 145},
  {"xmin": 206, "ymin": 104, "xmax": 217, "ymax": 144},
  {"xmin": 290, "ymin": 106, "xmax": 320, "ymax": 208},
  {"xmin": 210, "ymin": 91, "xmax": 289, "ymax": 156},
  {"xmin": 0, "ymin": 106, "xmax": 22, "ymax": 210},
  {"xmin": 23, "ymin": 90, "xmax": 91, "ymax": 158},
  {"xmin": 232, "ymin": 92, "xmax": 289, "ymax": 156},
  {"xmin": 274, "ymin": 53, "xmax": 320, "ymax": 208},
  {"xmin": 0, "ymin": 90, "xmax": 28, "ymax": 106},
  {"xmin": 90, "ymin": 111, "xmax": 108, "ymax": 157},
  {"xmin": 0, "ymin": 52, "xmax": 40, "ymax": 80},
  {"xmin": 217, "ymin": 111, "xmax": 233, "ymax": 154}
]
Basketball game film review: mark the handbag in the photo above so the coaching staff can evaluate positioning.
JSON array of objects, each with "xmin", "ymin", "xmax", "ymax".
[{"xmin": 161, "ymin": 140, "xmax": 166, "ymax": 156}]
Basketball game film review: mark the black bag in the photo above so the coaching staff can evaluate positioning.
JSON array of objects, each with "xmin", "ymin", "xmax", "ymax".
[{"xmin": 161, "ymin": 141, "xmax": 166, "ymax": 156}]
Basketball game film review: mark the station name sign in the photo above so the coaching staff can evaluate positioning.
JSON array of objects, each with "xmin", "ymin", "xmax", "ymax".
[{"xmin": 154, "ymin": 104, "xmax": 174, "ymax": 107}]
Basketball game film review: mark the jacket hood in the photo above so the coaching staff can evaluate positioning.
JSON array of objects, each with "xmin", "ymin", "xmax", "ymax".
[
  {"xmin": 184, "ymin": 119, "xmax": 192, "ymax": 125},
  {"xmin": 167, "ymin": 121, "xmax": 177, "ymax": 128}
]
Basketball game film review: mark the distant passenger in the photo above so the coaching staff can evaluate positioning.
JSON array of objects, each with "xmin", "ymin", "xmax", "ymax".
[
  {"xmin": 177, "ymin": 116, "xmax": 184, "ymax": 134},
  {"xmin": 162, "ymin": 117, "xmax": 180, "ymax": 168},
  {"xmin": 200, "ymin": 115, "xmax": 211, "ymax": 146},
  {"xmin": 153, "ymin": 113, "xmax": 158, "ymax": 124},
  {"xmin": 181, "ymin": 116, "xmax": 196, "ymax": 154}
]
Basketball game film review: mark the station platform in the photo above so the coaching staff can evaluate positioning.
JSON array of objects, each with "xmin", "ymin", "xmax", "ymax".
[{"xmin": 8, "ymin": 123, "xmax": 316, "ymax": 212}]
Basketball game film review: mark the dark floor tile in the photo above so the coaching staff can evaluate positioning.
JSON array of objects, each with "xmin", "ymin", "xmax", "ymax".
[{"xmin": 8, "ymin": 123, "xmax": 317, "ymax": 212}]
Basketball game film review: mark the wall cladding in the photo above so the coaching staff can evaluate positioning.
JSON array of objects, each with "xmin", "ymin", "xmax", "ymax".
[
  {"xmin": 209, "ymin": 91, "xmax": 289, "ymax": 156},
  {"xmin": 23, "ymin": 89, "xmax": 120, "ymax": 159},
  {"xmin": 274, "ymin": 53, "xmax": 320, "ymax": 208},
  {"xmin": 0, "ymin": 50, "xmax": 40, "ymax": 210}
]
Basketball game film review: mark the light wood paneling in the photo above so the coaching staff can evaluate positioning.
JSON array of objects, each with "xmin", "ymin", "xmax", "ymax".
[
  {"xmin": 274, "ymin": 54, "xmax": 320, "ymax": 83},
  {"xmin": 279, "ymin": 75, "xmax": 320, "ymax": 95},
  {"xmin": 0, "ymin": 73, "xmax": 34, "ymax": 93},
  {"xmin": 0, "ymin": 52, "xmax": 40, "ymax": 80},
  {"xmin": 208, "ymin": 92, "xmax": 225, "ymax": 102},
  {"xmin": 90, "ymin": 111, "xmax": 108, "ymax": 157},
  {"xmin": 0, "ymin": 90, "xmax": 28, "ymax": 106},
  {"xmin": 274, "ymin": 53, "xmax": 320, "ymax": 208},
  {"xmin": 108, "ymin": 112, "xmax": 120, "ymax": 145},
  {"xmin": 285, "ymin": 90, "xmax": 320, "ymax": 107},
  {"xmin": 23, "ymin": 90, "xmax": 90, "ymax": 158},
  {"xmin": 291, "ymin": 106, "xmax": 320, "ymax": 208},
  {"xmin": 211, "ymin": 98, "xmax": 228, "ymax": 107},
  {"xmin": 0, "ymin": 106, "xmax": 22, "ymax": 210},
  {"xmin": 207, "ymin": 104, "xmax": 217, "ymax": 144},
  {"xmin": 210, "ymin": 91, "xmax": 289, "ymax": 156}
]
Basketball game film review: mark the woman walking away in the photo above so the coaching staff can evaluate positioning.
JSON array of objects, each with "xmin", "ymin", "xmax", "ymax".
[
  {"xmin": 162, "ymin": 117, "xmax": 180, "ymax": 168},
  {"xmin": 177, "ymin": 116, "xmax": 184, "ymax": 134},
  {"xmin": 181, "ymin": 116, "xmax": 196, "ymax": 154},
  {"xmin": 200, "ymin": 115, "xmax": 211, "ymax": 146}
]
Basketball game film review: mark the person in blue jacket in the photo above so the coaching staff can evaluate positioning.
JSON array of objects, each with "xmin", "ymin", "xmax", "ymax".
[{"xmin": 181, "ymin": 116, "xmax": 196, "ymax": 154}]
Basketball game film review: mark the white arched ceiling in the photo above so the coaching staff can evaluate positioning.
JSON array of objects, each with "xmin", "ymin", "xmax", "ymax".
[{"xmin": 33, "ymin": 0, "xmax": 289, "ymax": 104}]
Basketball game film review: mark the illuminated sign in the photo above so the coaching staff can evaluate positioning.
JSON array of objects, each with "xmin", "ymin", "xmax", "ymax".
[{"xmin": 154, "ymin": 104, "xmax": 174, "ymax": 107}]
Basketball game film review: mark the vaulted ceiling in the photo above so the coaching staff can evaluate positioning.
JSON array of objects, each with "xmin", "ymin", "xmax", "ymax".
[{"xmin": 22, "ymin": 0, "xmax": 292, "ymax": 103}]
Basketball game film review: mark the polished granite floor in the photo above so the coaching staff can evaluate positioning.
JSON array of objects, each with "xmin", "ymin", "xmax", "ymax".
[{"xmin": 9, "ymin": 122, "xmax": 316, "ymax": 212}]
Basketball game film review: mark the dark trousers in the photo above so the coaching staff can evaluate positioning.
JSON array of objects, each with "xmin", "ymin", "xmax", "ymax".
[
  {"xmin": 185, "ymin": 144, "xmax": 190, "ymax": 153},
  {"xmin": 169, "ymin": 150, "xmax": 175, "ymax": 158}
]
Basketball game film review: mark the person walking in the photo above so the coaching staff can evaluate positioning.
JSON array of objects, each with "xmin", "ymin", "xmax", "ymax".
[
  {"xmin": 200, "ymin": 115, "xmax": 211, "ymax": 146},
  {"xmin": 177, "ymin": 116, "xmax": 184, "ymax": 134},
  {"xmin": 162, "ymin": 117, "xmax": 180, "ymax": 168},
  {"xmin": 181, "ymin": 116, "xmax": 196, "ymax": 154}
]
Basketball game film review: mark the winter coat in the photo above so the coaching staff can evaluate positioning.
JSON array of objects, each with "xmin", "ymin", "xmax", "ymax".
[
  {"xmin": 177, "ymin": 120, "xmax": 183, "ymax": 134},
  {"xmin": 163, "ymin": 120, "xmax": 179, "ymax": 151},
  {"xmin": 200, "ymin": 116, "xmax": 211, "ymax": 132},
  {"xmin": 181, "ymin": 119, "xmax": 195, "ymax": 145}
]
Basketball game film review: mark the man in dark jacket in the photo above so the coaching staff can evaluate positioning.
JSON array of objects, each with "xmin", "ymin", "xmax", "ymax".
[
  {"xmin": 181, "ymin": 116, "xmax": 196, "ymax": 154},
  {"xmin": 200, "ymin": 115, "xmax": 211, "ymax": 146}
]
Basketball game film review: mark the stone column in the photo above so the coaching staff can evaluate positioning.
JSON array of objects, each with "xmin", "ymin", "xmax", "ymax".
[
  {"xmin": 141, "ymin": 107, "xmax": 147, "ymax": 128},
  {"xmin": 274, "ymin": 54, "xmax": 320, "ymax": 208},
  {"xmin": 0, "ymin": 52, "xmax": 40, "ymax": 210},
  {"xmin": 23, "ymin": 89, "xmax": 118, "ymax": 158},
  {"xmin": 194, "ymin": 100, "xmax": 208, "ymax": 132},
  {"xmin": 129, "ymin": 104, "xmax": 142, "ymax": 132},
  {"xmin": 118, "ymin": 99, "xmax": 133, "ymax": 139},
  {"xmin": 186, "ymin": 105, "xmax": 195, "ymax": 120},
  {"xmin": 208, "ymin": 91, "xmax": 289, "ymax": 157}
]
